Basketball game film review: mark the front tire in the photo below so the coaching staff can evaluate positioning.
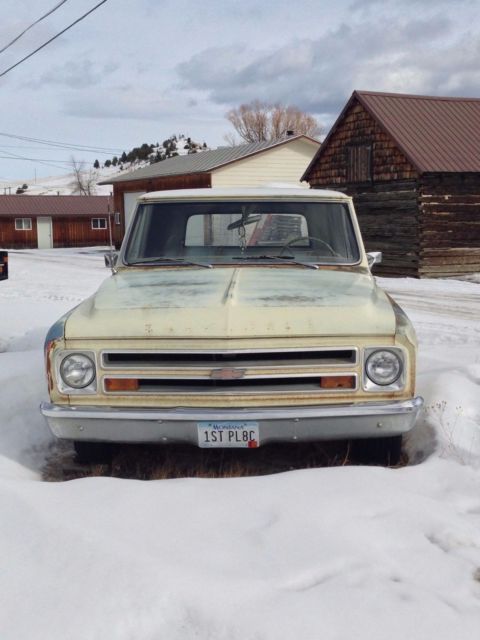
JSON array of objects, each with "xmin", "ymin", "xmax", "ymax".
[
  {"xmin": 73, "ymin": 441, "xmax": 113, "ymax": 464},
  {"xmin": 351, "ymin": 435, "xmax": 403, "ymax": 466}
]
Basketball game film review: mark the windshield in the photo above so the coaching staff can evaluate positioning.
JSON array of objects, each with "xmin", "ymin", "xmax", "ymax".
[{"xmin": 124, "ymin": 200, "xmax": 360, "ymax": 265}]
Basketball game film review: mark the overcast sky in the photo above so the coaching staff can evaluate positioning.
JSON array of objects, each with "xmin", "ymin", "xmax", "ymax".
[{"xmin": 0, "ymin": 0, "xmax": 479, "ymax": 181}]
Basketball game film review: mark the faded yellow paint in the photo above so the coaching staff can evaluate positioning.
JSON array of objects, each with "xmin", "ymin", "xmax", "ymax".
[{"xmin": 45, "ymin": 189, "xmax": 419, "ymax": 415}]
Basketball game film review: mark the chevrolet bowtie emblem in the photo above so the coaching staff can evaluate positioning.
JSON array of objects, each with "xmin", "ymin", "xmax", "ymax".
[{"xmin": 210, "ymin": 367, "xmax": 246, "ymax": 380}]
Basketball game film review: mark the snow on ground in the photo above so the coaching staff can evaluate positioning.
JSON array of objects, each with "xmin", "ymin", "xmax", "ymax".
[
  {"xmin": 0, "ymin": 250, "xmax": 479, "ymax": 639},
  {"xmin": 0, "ymin": 166, "xmax": 120, "ymax": 196}
]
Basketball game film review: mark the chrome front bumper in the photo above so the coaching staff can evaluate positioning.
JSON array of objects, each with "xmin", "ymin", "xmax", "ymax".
[{"xmin": 40, "ymin": 397, "xmax": 424, "ymax": 445}]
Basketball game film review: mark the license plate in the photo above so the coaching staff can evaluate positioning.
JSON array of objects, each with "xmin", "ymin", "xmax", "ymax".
[{"xmin": 197, "ymin": 421, "xmax": 259, "ymax": 448}]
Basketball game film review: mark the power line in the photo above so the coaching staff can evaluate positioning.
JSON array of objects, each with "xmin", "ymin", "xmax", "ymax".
[
  {"xmin": 0, "ymin": 1, "xmax": 70, "ymax": 55},
  {"xmin": 0, "ymin": 156, "xmax": 71, "ymax": 163},
  {"xmin": 0, "ymin": 148, "xmax": 75, "ymax": 171},
  {"xmin": 0, "ymin": 0, "xmax": 109, "ymax": 79},
  {"xmin": 0, "ymin": 131, "xmax": 122, "ymax": 154}
]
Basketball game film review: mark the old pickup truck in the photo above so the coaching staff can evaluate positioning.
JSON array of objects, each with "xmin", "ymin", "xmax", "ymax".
[{"xmin": 41, "ymin": 188, "xmax": 423, "ymax": 464}]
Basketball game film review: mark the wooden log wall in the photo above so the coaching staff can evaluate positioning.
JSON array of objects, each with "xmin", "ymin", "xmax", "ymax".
[
  {"xmin": 345, "ymin": 180, "xmax": 420, "ymax": 277},
  {"xmin": 418, "ymin": 173, "xmax": 480, "ymax": 277}
]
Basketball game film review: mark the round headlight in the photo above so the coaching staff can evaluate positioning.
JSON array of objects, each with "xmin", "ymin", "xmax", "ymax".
[
  {"xmin": 60, "ymin": 353, "xmax": 95, "ymax": 389},
  {"xmin": 365, "ymin": 350, "xmax": 402, "ymax": 386}
]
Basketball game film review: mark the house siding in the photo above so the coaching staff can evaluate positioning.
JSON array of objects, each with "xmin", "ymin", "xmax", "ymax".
[
  {"xmin": 0, "ymin": 216, "xmax": 112, "ymax": 249},
  {"xmin": 307, "ymin": 102, "xmax": 418, "ymax": 186},
  {"xmin": 211, "ymin": 139, "xmax": 317, "ymax": 188},
  {"xmin": 112, "ymin": 173, "xmax": 211, "ymax": 243},
  {"xmin": 0, "ymin": 216, "xmax": 37, "ymax": 249}
]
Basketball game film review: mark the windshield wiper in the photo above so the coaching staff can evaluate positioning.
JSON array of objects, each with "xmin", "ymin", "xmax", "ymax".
[
  {"xmin": 128, "ymin": 256, "xmax": 212, "ymax": 269},
  {"xmin": 232, "ymin": 255, "xmax": 318, "ymax": 270}
]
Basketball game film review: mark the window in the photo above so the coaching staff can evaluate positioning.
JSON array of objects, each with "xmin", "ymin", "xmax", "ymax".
[
  {"xmin": 185, "ymin": 213, "xmax": 309, "ymax": 247},
  {"xmin": 125, "ymin": 201, "xmax": 360, "ymax": 266},
  {"xmin": 15, "ymin": 218, "xmax": 32, "ymax": 231},
  {"xmin": 346, "ymin": 144, "xmax": 372, "ymax": 183},
  {"xmin": 91, "ymin": 218, "xmax": 107, "ymax": 230}
]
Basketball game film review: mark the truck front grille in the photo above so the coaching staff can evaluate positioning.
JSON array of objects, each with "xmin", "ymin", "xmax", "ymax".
[{"xmin": 102, "ymin": 348, "xmax": 357, "ymax": 369}]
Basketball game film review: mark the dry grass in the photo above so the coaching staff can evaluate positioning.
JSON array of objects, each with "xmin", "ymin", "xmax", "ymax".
[{"xmin": 42, "ymin": 440, "xmax": 408, "ymax": 482}]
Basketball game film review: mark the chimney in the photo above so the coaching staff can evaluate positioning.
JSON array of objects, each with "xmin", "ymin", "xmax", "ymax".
[{"xmin": 286, "ymin": 130, "xmax": 295, "ymax": 137}]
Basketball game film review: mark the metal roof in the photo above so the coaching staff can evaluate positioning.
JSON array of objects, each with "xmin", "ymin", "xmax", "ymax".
[
  {"xmin": 0, "ymin": 195, "xmax": 110, "ymax": 218},
  {"xmin": 99, "ymin": 135, "xmax": 320, "ymax": 185},
  {"xmin": 303, "ymin": 90, "xmax": 480, "ymax": 178}
]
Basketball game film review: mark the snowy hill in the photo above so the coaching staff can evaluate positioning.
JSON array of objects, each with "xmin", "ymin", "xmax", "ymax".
[{"xmin": 0, "ymin": 135, "xmax": 208, "ymax": 197}]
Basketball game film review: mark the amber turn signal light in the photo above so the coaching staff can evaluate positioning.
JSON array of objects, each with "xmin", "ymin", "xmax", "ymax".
[
  {"xmin": 320, "ymin": 375, "xmax": 355, "ymax": 389},
  {"xmin": 105, "ymin": 378, "xmax": 139, "ymax": 392}
]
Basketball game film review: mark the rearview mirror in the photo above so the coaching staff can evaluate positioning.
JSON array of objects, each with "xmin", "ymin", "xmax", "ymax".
[
  {"xmin": 104, "ymin": 252, "xmax": 118, "ymax": 269},
  {"xmin": 367, "ymin": 251, "xmax": 382, "ymax": 268}
]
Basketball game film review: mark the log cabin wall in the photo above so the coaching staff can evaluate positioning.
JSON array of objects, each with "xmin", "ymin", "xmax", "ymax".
[
  {"xmin": 307, "ymin": 100, "xmax": 421, "ymax": 276},
  {"xmin": 418, "ymin": 173, "xmax": 480, "ymax": 277},
  {"xmin": 346, "ymin": 180, "xmax": 420, "ymax": 277},
  {"xmin": 112, "ymin": 172, "xmax": 211, "ymax": 241}
]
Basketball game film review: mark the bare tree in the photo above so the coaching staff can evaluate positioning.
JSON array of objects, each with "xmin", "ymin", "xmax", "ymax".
[
  {"xmin": 69, "ymin": 156, "xmax": 97, "ymax": 195},
  {"xmin": 226, "ymin": 101, "xmax": 322, "ymax": 143}
]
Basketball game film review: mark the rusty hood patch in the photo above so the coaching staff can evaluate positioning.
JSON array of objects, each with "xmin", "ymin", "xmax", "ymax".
[{"xmin": 64, "ymin": 267, "xmax": 396, "ymax": 339}]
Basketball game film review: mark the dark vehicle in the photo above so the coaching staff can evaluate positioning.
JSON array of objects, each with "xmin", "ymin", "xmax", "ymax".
[{"xmin": 0, "ymin": 251, "xmax": 8, "ymax": 281}]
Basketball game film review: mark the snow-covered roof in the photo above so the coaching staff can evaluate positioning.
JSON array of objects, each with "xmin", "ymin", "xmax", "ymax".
[{"xmin": 99, "ymin": 136, "xmax": 320, "ymax": 185}]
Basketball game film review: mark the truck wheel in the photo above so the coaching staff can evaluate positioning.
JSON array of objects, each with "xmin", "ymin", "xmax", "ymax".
[
  {"xmin": 73, "ymin": 441, "xmax": 112, "ymax": 464},
  {"xmin": 351, "ymin": 435, "xmax": 403, "ymax": 466}
]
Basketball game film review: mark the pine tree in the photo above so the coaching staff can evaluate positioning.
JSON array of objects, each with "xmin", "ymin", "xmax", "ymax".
[{"xmin": 93, "ymin": 159, "xmax": 100, "ymax": 169}]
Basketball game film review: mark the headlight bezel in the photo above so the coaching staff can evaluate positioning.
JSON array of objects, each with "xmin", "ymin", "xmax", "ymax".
[
  {"xmin": 56, "ymin": 350, "xmax": 97, "ymax": 394},
  {"xmin": 363, "ymin": 347, "xmax": 405, "ymax": 391}
]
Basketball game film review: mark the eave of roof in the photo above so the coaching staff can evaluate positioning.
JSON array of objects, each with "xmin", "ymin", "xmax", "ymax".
[{"xmin": 99, "ymin": 135, "xmax": 320, "ymax": 185}]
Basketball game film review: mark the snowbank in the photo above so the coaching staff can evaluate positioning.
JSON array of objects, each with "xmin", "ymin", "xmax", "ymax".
[{"xmin": 0, "ymin": 251, "xmax": 479, "ymax": 639}]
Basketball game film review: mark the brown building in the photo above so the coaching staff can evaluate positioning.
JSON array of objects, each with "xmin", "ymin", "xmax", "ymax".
[
  {"xmin": 0, "ymin": 195, "xmax": 116, "ymax": 249},
  {"xmin": 303, "ymin": 91, "xmax": 480, "ymax": 277},
  {"xmin": 99, "ymin": 136, "xmax": 320, "ymax": 237}
]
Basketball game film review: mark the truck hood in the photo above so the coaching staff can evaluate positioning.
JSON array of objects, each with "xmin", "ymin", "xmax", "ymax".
[{"xmin": 65, "ymin": 267, "xmax": 396, "ymax": 340}]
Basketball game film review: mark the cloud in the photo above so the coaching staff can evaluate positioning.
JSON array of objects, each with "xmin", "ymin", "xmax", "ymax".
[
  {"xmin": 33, "ymin": 59, "xmax": 119, "ymax": 89},
  {"xmin": 176, "ymin": 14, "xmax": 480, "ymax": 121},
  {"xmin": 349, "ymin": 0, "xmax": 474, "ymax": 11},
  {"xmin": 62, "ymin": 86, "xmax": 209, "ymax": 121}
]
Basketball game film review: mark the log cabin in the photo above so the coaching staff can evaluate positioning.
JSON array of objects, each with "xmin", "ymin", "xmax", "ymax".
[{"xmin": 302, "ymin": 91, "xmax": 480, "ymax": 277}]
